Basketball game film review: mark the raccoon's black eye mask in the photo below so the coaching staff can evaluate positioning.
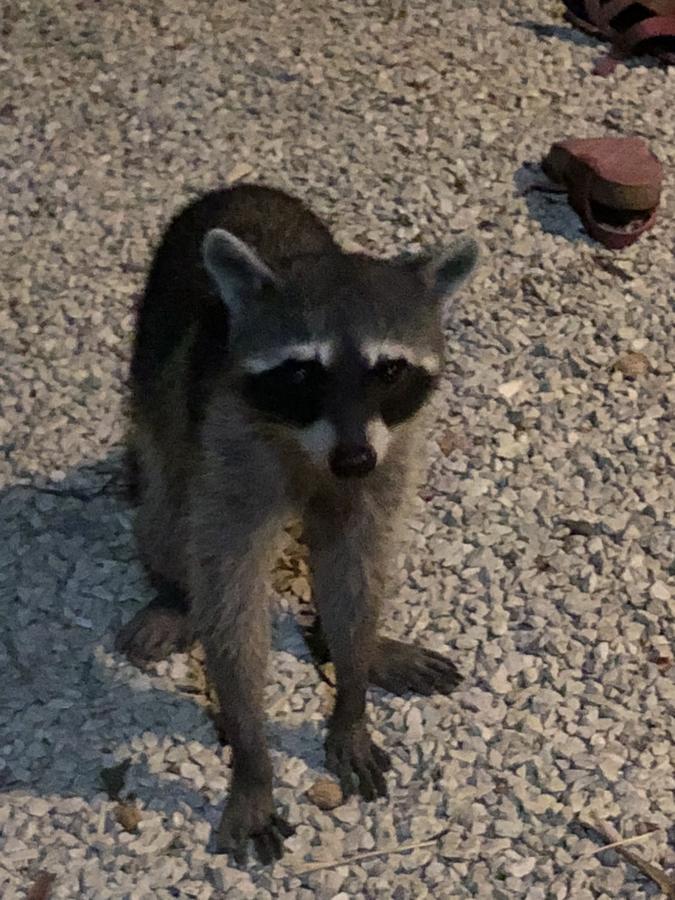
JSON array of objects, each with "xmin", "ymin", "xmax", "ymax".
[
  {"xmin": 372, "ymin": 361, "xmax": 439, "ymax": 426},
  {"xmin": 241, "ymin": 354, "xmax": 438, "ymax": 430},
  {"xmin": 241, "ymin": 359, "xmax": 329, "ymax": 427},
  {"xmin": 371, "ymin": 357, "xmax": 410, "ymax": 385}
]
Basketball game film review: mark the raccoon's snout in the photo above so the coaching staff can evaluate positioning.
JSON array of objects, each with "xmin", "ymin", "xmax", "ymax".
[{"xmin": 329, "ymin": 442, "xmax": 377, "ymax": 478}]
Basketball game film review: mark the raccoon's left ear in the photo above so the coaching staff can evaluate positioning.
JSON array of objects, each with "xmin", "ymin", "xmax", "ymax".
[
  {"xmin": 202, "ymin": 228, "xmax": 279, "ymax": 316},
  {"xmin": 417, "ymin": 236, "xmax": 479, "ymax": 302}
]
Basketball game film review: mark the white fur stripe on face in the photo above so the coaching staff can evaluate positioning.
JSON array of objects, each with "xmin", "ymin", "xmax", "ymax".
[
  {"xmin": 367, "ymin": 417, "xmax": 392, "ymax": 462},
  {"xmin": 297, "ymin": 419, "xmax": 337, "ymax": 466},
  {"xmin": 359, "ymin": 340, "xmax": 440, "ymax": 375},
  {"xmin": 241, "ymin": 341, "xmax": 334, "ymax": 374}
]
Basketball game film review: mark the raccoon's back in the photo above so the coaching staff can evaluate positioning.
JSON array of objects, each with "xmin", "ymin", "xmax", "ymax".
[{"xmin": 130, "ymin": 185, "xmax": 335, "ymax": 419}]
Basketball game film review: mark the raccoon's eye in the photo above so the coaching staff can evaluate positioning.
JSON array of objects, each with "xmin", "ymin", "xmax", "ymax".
[
  {"xmin": 242, "ymin": 358, "xmax": 327, "ymax": 427},
  {"xmin": 373, "ymin": 358, "xmax": 410, "ymax": 385},
  {"xmin": 288, "ymin": 363, "xmax": 311, "ymax": 385},
  {"xmin": 279, "ymin": 358, "xmax": 326, "ymax": 388}
]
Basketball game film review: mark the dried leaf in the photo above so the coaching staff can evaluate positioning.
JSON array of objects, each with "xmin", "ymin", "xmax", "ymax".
[
  {"xmin": 306, "ymin": 778, "xmax": 344, "ymax": 810},
  {"xmin": 114, "ymin": 800, "xmax": 142, "ymax": 833},
  {"xmin": 653, "ymin": 655, "xmax": 673, "ymax": 673},
  {"xmin": 27, "ymin": 871, "xmax": 55, "ymax": 900},
  {"xmin": 613, "ymin": 352, "xmax": 650, "ymax": 377}
]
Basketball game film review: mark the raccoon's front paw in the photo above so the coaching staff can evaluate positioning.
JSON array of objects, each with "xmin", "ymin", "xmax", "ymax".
[
  {"xmin": 325, "ymin": 724, "xmax": 391, "ymax": 801},
  {"xmin": 115, "ymin": 606, "xmax": 193, "ymax": 667},
  {"xmin": 215, "ymin": 788, "xmax": 294, "ymax": 864},
  {"xmin": 370, "ymin": 637, "xmax": 463, "ymax": 697}
]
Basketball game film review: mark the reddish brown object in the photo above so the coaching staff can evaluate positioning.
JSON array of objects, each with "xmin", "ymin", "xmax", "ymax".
[
  {"xmin": 542, "ymin": 136, "xmax": 663, "ymax": 249},
  {"xmin": 27, "ymin": 872, "xmax": 56, "ymax": 900},
  {"xmin": 592, "ymin": 52, "xmax": 623, "ymax": 75},
  {"xmin": 563, "ymin": 0, "xmax": 675, "ymax": 65}
]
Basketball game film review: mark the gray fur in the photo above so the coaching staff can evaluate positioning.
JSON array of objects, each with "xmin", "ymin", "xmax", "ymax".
[
  {"xmin": 421, "ymin": 235, "xmax": 480, "ymax": 300},
  {"xmin": 118, "ymin": 184, "xmax": 478, "ymax": 863},
  {"xmin": 202, "ymin": 228, "xmax": 278, "ymax": 316}
]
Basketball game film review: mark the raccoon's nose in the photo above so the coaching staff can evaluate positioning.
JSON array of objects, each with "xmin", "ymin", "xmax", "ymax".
[{"xmin": 329, "ymin": 443, "xmax": 377, "ymax": 478}]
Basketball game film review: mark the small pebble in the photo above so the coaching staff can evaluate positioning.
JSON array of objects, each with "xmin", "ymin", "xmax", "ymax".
[
  {"xmin": 490, "ymin": 666, "xmax": 511, "ymax": 695},
  {"xmin": 306, "ymin": 779, "xmax": 344, "ymax": 811},
  {"xmin": 509, "ymin": 857, "xmax": 537, "ymax": 878},
  {"xmin": 494, "ymin": 820, "xmax": 523, "ymax": 838},
  {"xmin": 650, "ymin": 580, "xmax": 671, "ymax": 602}
]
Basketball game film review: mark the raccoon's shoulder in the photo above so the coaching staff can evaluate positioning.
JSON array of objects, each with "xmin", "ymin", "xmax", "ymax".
[
  {"xmin": 138, "ymin": 184, "xmax": 336, "ymax": 323},
  {"xmin": 209, "ymin": 184, "xmax": 337, "ymax": 272},
  {"xmin": 144, "ymin": 181, "xmax": 332, "ymax": 275}
]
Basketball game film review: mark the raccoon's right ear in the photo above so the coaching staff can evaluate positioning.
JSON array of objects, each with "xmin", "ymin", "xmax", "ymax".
[{"xmin": 202, "ymin": 228, "xmax": 278, "ymax": 315}]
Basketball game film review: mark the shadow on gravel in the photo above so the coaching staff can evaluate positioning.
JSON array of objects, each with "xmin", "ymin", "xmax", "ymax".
[
  {"xmin": 514, "ymin": 17, "xmax": 665, "ymax": 70},
  {"xmin": 515, "ymin": 17, "xmax": 599, "ymax": 49},
  {"xmin": 0, "ymin": 455, "xmax": 323, "ymax": 813},
  {"xmin": 513, "ymin": 162, "xmax": 597, "ymax": 245}
]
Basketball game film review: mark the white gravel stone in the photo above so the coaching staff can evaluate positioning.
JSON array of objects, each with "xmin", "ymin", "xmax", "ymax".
[
  {"xmin": 490, "ymin": 666, "xmax": 511, "ymax": 695},
  {"xmin": 405, "ymin": 707, "xmax": 424, "ymax": 742},
  {"xmin": 649, "ymin": 580, "xmax": 671, "ymax": 602},
  {"xmin": 494, "ymin": 819, "xmax": 524, "ymax": 838},
  {"xmin": 497, "ymin": 380, "xmax": 525, "ymax": 400},
  {"xmin": 26, "ymin": 798, "xmax": 52, "ymax": 817},
  {"xmin": 509, "ymin": 856, "xmax": 537, "ymax": 878}
]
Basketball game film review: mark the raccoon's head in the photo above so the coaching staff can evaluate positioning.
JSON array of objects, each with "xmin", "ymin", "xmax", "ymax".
[{"xmin": 203, "ymin": 227, "xmax": 478, "ymax": 479}]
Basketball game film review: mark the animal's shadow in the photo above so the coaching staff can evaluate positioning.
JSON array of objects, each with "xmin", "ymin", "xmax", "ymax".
[
  {"xmin": 515, "ymin": 17, "xmax": 665, "ymax": 71},
  {"xmin": 0, "ymin": 454, "xmax": 324, "ymax": 823},
  {"xmin": 516, "ymin": 16, "xmax": 601, "ymax": 50}
]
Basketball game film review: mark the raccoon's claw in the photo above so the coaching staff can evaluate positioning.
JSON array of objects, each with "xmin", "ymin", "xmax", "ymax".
[
  {"xmin": 216, "ymin": 795, "xmax": 293, "ymax": 864},
  {"xmin": 369, "ymin": 638, "xmax": 463, "ymax": 697},
  {"xmin": 115, "ymin": 607, "xmax": 193, "ymax": 667},
  {"xmin": 253, "ymin": 815, "xmax": 294, "ymax": 864},
  {"xmin": 325, "ymin": 726, "xmax": 391, "ymax": 801}
]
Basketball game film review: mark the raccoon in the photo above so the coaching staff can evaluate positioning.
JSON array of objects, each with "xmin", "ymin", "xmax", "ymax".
[{"xmin": 116, "ymin": 184, "xmax": 478, "ymax": 862}]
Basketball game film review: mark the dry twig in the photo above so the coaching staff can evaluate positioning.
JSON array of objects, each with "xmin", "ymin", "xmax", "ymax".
[
  {"xmin": 590, "ymin": 816, "xmax": 675, "ymax": 899},
  {"xmin": 292, "ymin": 827, "xmax": 449, "ymax": 875},
  {"xmin": 586, "ymin": 829, "xmax": 660, "ymax": 856}
]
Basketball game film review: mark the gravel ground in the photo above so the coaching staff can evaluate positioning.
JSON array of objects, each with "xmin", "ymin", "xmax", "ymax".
[{"xmin": 2, "ymin": 0, "xmax": 674, "ymax": 897}]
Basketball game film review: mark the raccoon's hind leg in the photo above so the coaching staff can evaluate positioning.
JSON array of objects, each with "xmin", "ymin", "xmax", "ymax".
[
  {"xmin": 119, "ymin": 424, "xmax": 195, "ymax": 667},
  {"xmin": 115, "ymin": 577, "xmax": 195, "ymax": 668},
  {"xmin": 368, "ymin": 637, "xmax": 462, "ymax": 697}
]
